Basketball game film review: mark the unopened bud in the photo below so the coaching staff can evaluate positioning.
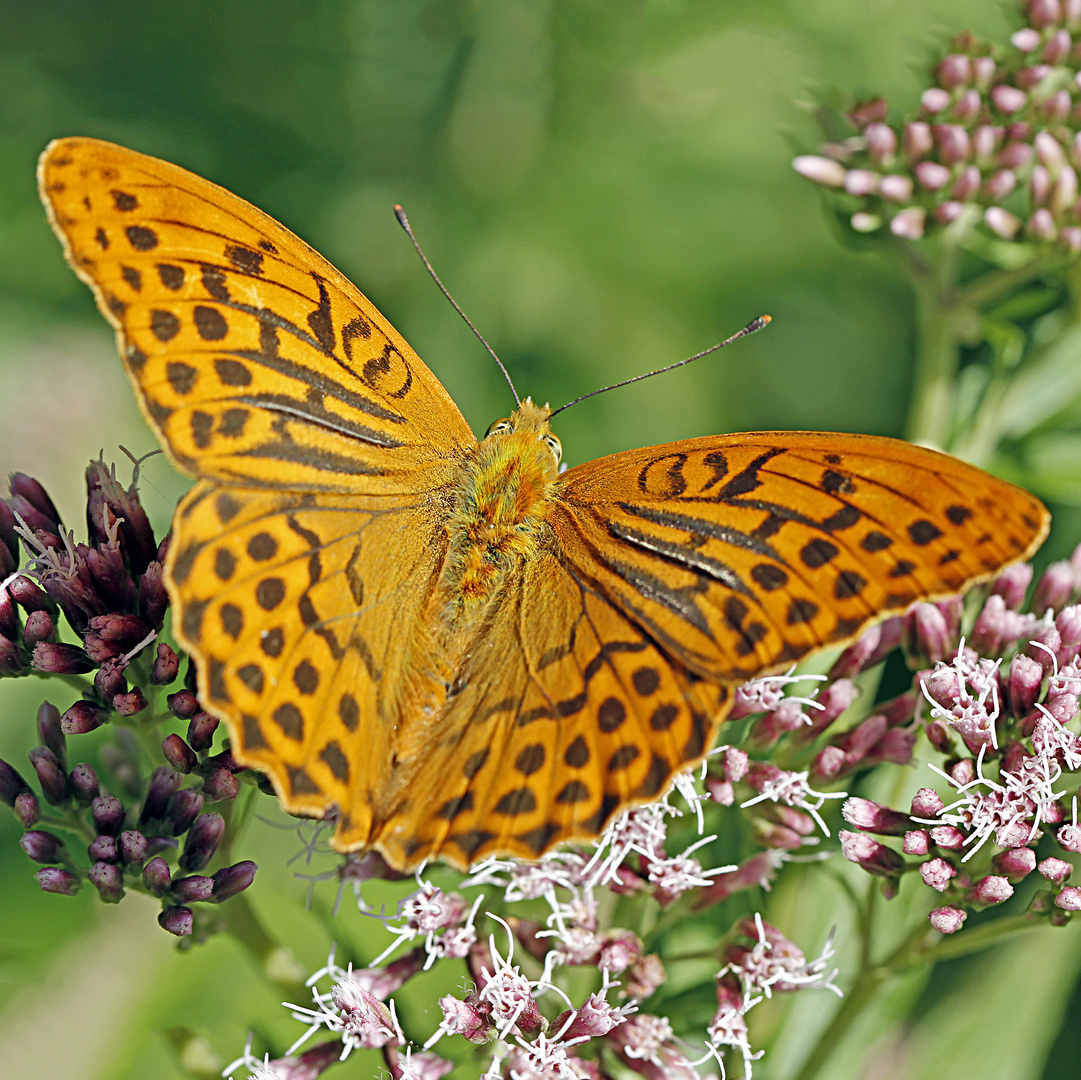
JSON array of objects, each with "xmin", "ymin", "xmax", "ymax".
[
  {"xmin": 158, "ymin": 905, "xmax": 194, "ymax": 936},
  {"xmin": 60, "ymin": 700, "xmax": 108, "ymax": 735},
  {"xmin": 211, "ymin": 860, "xmax": 258, "ymax": 902},
  {"xmin": 180, "ymin": 812, "xmax": 225, "ymax": 872},
  {"xmin": 91, "ymin": 794, "xmax": 126, "ymax": 835},
  {"xmin": 928, "ymin": 906, "xmax": 967, "ymax": 933},
  {"xmin": 793, "ymin": 155, "xmax": 846, "ymax": 187},
  {"xmin": 35, "ymin": 867, "xmax": 81, "ymax": 896},
  {"xmin": 151, "ymin": 642, "xmax": 179, "ymax": 685}
]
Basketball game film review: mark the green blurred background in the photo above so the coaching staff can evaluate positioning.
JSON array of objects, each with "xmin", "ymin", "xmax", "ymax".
[{"xmin": 2, "ymin": 2, "xmax": 1079, "ymax": 1078}]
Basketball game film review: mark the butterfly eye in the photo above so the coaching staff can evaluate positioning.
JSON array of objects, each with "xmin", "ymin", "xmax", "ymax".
[
  {"xmin": 542, "ymin": 433, "xmax": 562, "ymax": 463},
  {"xmin": 485, "ymin": 419, "xmax": 513, "ymax": 438}
]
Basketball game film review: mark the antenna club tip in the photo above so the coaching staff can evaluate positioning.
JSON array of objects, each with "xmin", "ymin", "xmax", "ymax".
[
  {"xmin": 759, "ymin": 314, "xmax": 771, "ymax": 325},
  {"xmin": 394, "ymin": 205, "xmax": 410, "ymax": 228}
]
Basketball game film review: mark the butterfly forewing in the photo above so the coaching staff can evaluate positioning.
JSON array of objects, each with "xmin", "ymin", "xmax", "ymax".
[
  {"xmin": 39, "ymin": 137, "xmax": 475, "ymax": 494},
  {"xmin": 552, "ymin": 432, "xmax": 1050, "ymax": 681}
]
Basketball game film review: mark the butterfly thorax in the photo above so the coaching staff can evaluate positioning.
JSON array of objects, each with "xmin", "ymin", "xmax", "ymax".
[{"xmin": 441, "ymin": 398, "xmax": 561, "ymax": 624}]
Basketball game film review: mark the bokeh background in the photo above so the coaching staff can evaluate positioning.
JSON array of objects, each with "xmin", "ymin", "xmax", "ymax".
[{"xmin": 1, "ymin": 2, "xmax": 1079, "ymax": 1078}]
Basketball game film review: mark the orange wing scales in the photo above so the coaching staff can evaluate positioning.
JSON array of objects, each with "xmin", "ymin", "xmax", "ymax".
[{"xmin": 38, "ymin": 137, "xmax": 1051, "ymax": 872}]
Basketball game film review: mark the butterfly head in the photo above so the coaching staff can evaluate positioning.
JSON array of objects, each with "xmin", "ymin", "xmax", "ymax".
[{"xmin": 483, "ymin": 396, "xmax": 562, "ymax": 471}]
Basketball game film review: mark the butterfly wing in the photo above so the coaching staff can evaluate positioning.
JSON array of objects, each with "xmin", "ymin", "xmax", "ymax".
[
  {"xmin": 371, "ymin": 534, "xmax": 728, "ymax": 870},
  {"xmin": 39, "ymin": 137, "xmax": 477, "ymax": 837},
  {"xmin": 549, "ymin": 431, "xmax": 1050, "ymax": 681},
  {"xmin": 39, "ymin": 137, "xmax": 475, "ymax": 492}
]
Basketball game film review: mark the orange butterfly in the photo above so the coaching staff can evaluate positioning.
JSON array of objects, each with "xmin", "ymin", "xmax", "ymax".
[{"xmin": 38, "ymin": 137, "xmax": 1049, "ymax": 871}]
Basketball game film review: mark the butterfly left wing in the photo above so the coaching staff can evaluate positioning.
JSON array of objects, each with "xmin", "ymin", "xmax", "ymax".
[{"xmin": 548, "ymin": 431, "xmax": 1049, "ymax": 682}]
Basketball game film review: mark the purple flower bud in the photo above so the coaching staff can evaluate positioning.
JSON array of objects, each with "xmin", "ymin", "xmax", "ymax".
[
  {"xmin": 0, "ymin": 632, "xmax": 23, "ymax": 675},
  {"xmin": 85, "ymin": 460, "xmax": 157, "ymax": 575},
  {"xmin": 158, "ymin": 905, "xmax": 194, "ymax": 936},
  {"xmin": 921, "ymin": 88, "xmax": 951, "ymax": 114},
  {"xmin": 1036, "ymin": 131, "xmax": 1067, "ymax": 173},
  {"xmin": 952, "ymin": 89, "xmax": 982, "ymax": 122},
  {"xmin": 83, "ymin": 632, "xmax": 122, "ymax": 664},
  {"xmin": 937, "ymin": 55, "xmax": 971, "ymax": 89},
  {"xmin": 22, "ymin": 610, "xmax": 55, "ymax": 649},
  {"xmin": 864, "ymin": 122, "xmax": 896, "ymax": 164},
  {"xmin": 0, "ymin": 758, "xmax": 32, "ymax": 807},
  {"xmin": 880, "ymin": 174, "xmax": 914, "ymax": 202},
  {"xmin": 202, "ymin": 766, "xmax": 239, "ymax": 802},
  {"xmin": 88, "ymin": 612, "xmax": 149, "ymax": 644},
  {"xmin": 31, "ymin": 641, "xmax": 94, "ymax": 676},
  {"xmin": 88, "ymin": 834, "xmax": 118, "ymax": 863},
  {"xmin": 929, "ymin": 906, "xmax": 967, "ymax": 933},
  {"xmin": 14, "ymin": 792, "xmax": 39, "ymax": 827},
  {"xmin": 162, "ymin": 734, "xmax": 197, "ymax": 774},
  {"xmin": 168, "ymin": 690, "xmax": 199, "ymax": 719},
  {"xmin": 21, "ymin": 829, "xmax": 67, "ymax": 864},
  {"xmin": 151, "ymin": 642, "xmax": 179, "ymax": 685},
  {"xmin": 994, "ymin": 846, "xmax": 1037, "ymax": 879},
  {"xmin": 984, "ymin": 168, "xmax": 1018, "ymax": 203},
  {"xmin": 1058, "ymin": 820, "xmax": 1081, "ymax": 853},
  {"xmin": 139, "ymin": 561, "xmax": 168, "ymax": 631},
  {"xmin": 28, "ymin": 747, "xmax": 69, "ymax": 806},
  {"xmin": 36, "ymin": 867, "xmax": 81, "ymax": 896},
  {"xmin": 1061, "ymin": 226, "xmax": 1081, "ymax": 253},
  {"xmin": 172, "ymin": 874, "xmax": 214, "ymax": 903},
  {"xmin": 1019, "ymin": 64, "xmax": 1054, "ymax": 91},
  {"xmin": 143, "ymin": 856, "xmax": 173, "ymax": 896},
  {"xmin": 913, "ymin": 161, "xmax": 950, "ymax": 191},
  {"xmin": 890, "ymin": 207, "xmax": 926, "ymax": 239},
  {"xmin": 842, "ymin": 797, "xmax": 911, "ymax": 835},
  {"xmin": 1026, "ymin": 625, "xmax": 1064, "ymax": 673},
  {"xmin": 112, "ymin": 689, "xmax": 147, "ymax": 717},
  {"xmin": 60, "ymin": 701, "xmax": 108, "ymax": 735},
  {"xmin": 1051, "ymin": 885, "xmax": 1081, "ymax": 913},
  {"xmin": 1043, "ymin": 88, "xmax": 1073, "ymax": 123},
  {"xmin": 119, "ymin": 829, "xmax": 148, "ymax": 867},
  {"xmin": 934, "ymin": 202, "xmax": 964, "ymax": 225},
  {"xmin": 91, "ymin": 794, "xmax": 125, "ymax": 835},
  {"xmin": 920, "ymin": 857, "xmax": 956, "ymax": 891},
  {"xmin": 166, "ymin": 787, "xmax": 204, "ymax": 836},
  {"xmin": 844, "ymin": 169, "xmax": 879, "ymax": 196},
  {"xmin": 1038, "ymin": 857, "xmax": 1073, "ymax": 883},
  {"xmin": 139, "ymin": 766, "xmax": 181, "ymax": 826},
  {"xmin": 1044, "ymin": 27, "xmax": 1073, "ymax": 63},
  {"xmin": 991, "ymin": 85, "xmax": 1027, "ymax": 114},
  {"xmin": 902, "ymin": 121, "xmax": 933, "ymax": 161},
  {"xmin": 180, "ymin": 811, "xmax": 225, "ymax": 872},
  {"xmin": 1030, "ymin": 0, "xmax": 1063, "ymax": 30},
  {"xmin": 9, "ymin": 574, "xmax": 57, "ymax": 618},
  {"xmin": 903, "ymin": 830, "xmax": 931, "ymax": 855},
  {"xmin": 793, "ymin": 155, "xmax": 846, "ymax": 187},
  {"xmin": 934, "ymin": 124, "xmax": 971, "ymax": 165},
  {"xmin": 9, "ymin": 474, "xmax": 61, "ymax": 531},
  {"xmin": 991, "ymin": 562, "xmax": 1033, "ymax": 609},
  {"xmin": 950, "ymin": 165, "xmax": 981, "ymax": 201},
  {"xmin": 972, "ymin": 124, "xmax": 1003, "ymax": 162},
  {"xmin": 211, "ymin": 860, "xmax": 258, "ymax": 902},
  {"xmin": 985, "ymin": 206, "xmax": 1021, "ymax": 238},
  {"xmin": 972, "ymin": 594, "xmax": 1011, "ymax": 656},
  {"xmin": 904, "ymin": 603, "xmax": 953, "ymax": 665},
  {"xmin": 187, "ymin": 711, "xmax": 219, "ymax": 752},
  {"xmin": 839, "ymin": 831, "xmax": 904, "ymax": 877},
  {"xmin": 94, "ymin": 659, "xmax": 127, "ymax": 702}
]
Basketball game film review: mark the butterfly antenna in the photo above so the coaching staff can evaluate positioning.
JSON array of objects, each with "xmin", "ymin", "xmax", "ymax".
[
  {"xmin": 394, "ymin": 205, "xmax": 520, "ymax": 406},
  {"xmin": 548, "ymin": 315, "xmax": 771, "ymax": 418}
]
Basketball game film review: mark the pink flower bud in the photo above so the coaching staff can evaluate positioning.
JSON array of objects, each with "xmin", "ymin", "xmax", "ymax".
[
  {"xmin": 937, "ymin": 54, "xmax": 971, "ymax": 88},
  {"xmin": 1058, "ymin": 820, "xmax": 1081, "ymax": 853},
  {"xmin": 812, "ymin": 744, "xmax": 845, "ymax": 781},
  {"xmin": 851, "ymin": 212, "xmax": 882, "ymax": 232},
  {"xmin": 1035, "ymin": 561, "xmax": 1074, "ymax": 613},
  {"xmin": 935, "ymin": 202, "xmax": 965, "ymax": 225},
  {"xmin": 904, "ymin": 603, "xmax": 953, "ymax": 665},
  {"xmin": 793, "ymin": 155, "xmax": 846, "ymax": 187},
  {"xmin": 438, "ymin": 995, "xmax": 495, "ymax": 1044},
  {"xmin": 950, "ymin": 165, "xmax": 981, "ymax": 201},
  {"xmin": 970, "ymin": 875, "xmax": 1013, "ymax": 905},
  {"xmin": 929, "ymin": 906, "xmax": 967, "ymax": 933},
  {"xmin": 934, "ymin": 124, "xmax": 972, "ymax": 164},
  {"xmin": 1008, "ymin": 654, "xmax": 1044, "ymax": 718},
  {"xmin": 864, "ymin": 123, "xmax": 897, "ymax": 164},
  {"xmin": 912, "ymin": 787, "xmax": 944, "ymax": 817},
  {"xmin": 839, "ymin": 831, "xmax": 905, "ymax": 877},
  {"xmin": 997, "ymin": 141, "xmax": 1033, "ymax": 170},
  {"xmin": 921, "ymin": 857, "xmax": 957, "ymax": 891},
  {"xmin": 1018, "ymin": 64, "xmax": 1054, "ymax": 89},
  {"xmin": 723, "ymin": 747, "xmax": 748, "ymax": 783},
  {"xmin": 991, "ymin": 84, "xmax": 1028, "ymax": 113},
  {"xmin": 890, "ymin": 207, "xmax": 926, "ymax": 239},
  {"xmin": 1013, "ymin": 27, "xmax": 1043, "ymax": 51},
  {"xmin": 1060, "ymin": 226, "xmax": 1081, "ymax": 252},
  {"xmin": 1038, "ymin": 857, "xmax": 1073, "ymax": 883},
  {"xmin": 973, "ymin": 56, "xmax": 997, "ymax": 87},
  {"xmin": 1028, "ymin": 208, "xmax": 1058, "ymax": 240},
  {"xmin": 972, "ymin": 124, "xmax": 1004, "ymax": 161},
  {"xmin": 903, "ymin": 121, "xmax": 934, "ymax": 160},
  {"xmin": 880, "ymin": 174, "xmax": 914, "ymax": 202},
  {"xmin": 922, "ymin": 87, "xmax": 952, "ymax": 114},
  {"xmin": 1036, "ymin": 130, "xmax": 1067, "ymax": 171},
  {"xmin": 1042, "ymin": 88, "xmax": 1073, "ymax": 122},
  {"xmin": 842, "ymin": 797, "xmax": 911, "ymax": 835},
  {"xmin": 983, "ymin": 168, "xmax": 1018, "ymax": 203},
  {"xmin": 1030, "ymin": 0, "xmax": 1063, "ymax": 30},
  {"xmin": 992, "ymin": 562, "xmax": 1033, "ymax": 608},
  {"xmin": 844, "ymin": 169, "xmax": 879, "ymax": 196},
  {"xmin": 1055, "ymin": 886, "xmax": 1081, "ymax": 910},
  {"xmin": 985, "ymin": 206, "xmax": 1021, "ymax": 238},
  {"xmin": 1053, "ymin": 164, "xmax": 1079, "ymax": 213},
  {"xmin": 914, "ymin": 161, "xmax": 951, "ymax": 190},
  {"xmin": 930, "ymin": 825, "xmax": 967, "ymax": 850},
  {"xmin": 624, "ymin": 953, "xmax": 666, "ymax": 1000},
  {"xmin": 952, "ymin": 89, "xmax": 982, "ymax": 122},
  {"xmin": 903, "ymin": 830, "xmax": 931, "ymax": 855},
  {"xmin": 994, "ymin": 846, "xmax": 1038, "ymax": 879}
]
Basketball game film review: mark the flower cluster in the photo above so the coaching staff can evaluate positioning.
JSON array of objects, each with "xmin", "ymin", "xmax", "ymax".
[
  {"xmin": 794, "ymin": 0, "xmax": 1081, "ymax": 250},
  {"xmin": 0, "ymin": 464, "xmax": 259, "ymax": 936}
]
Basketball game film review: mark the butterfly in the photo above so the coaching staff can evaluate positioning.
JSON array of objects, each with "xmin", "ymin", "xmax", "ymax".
[{"xmin": 38, "ymin": 137, "xmax": 1050, "ymax": 871}]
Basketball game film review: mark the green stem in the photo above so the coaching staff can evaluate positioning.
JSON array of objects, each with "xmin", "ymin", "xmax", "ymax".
[
  {"xmin": 220, "ymin": 892, "xmax": 307, "ymax": 994},
  {"xmin": 955, "ymin": 255, "xmax": 1054, "ymax": 311}
]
